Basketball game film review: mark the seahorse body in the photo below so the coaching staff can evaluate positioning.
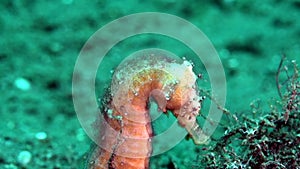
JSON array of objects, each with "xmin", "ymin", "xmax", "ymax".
[{"xmin": 90, "ymin": 52, "xmax": 209, "ymax": 169}]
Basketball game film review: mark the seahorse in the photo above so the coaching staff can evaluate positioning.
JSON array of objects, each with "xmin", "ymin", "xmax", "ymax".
[{"xmin": 89, "ymin": 50, "xmax": 209, "ymax": 169}]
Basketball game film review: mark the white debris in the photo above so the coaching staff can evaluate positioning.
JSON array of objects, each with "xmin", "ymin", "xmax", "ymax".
[
  {"xmin": 14, "ymin": 77, "xmax": 31, "ymax": 91},
  {"xmin": 17, "ymin": 151, "xmax": 32, "ymax": 165},
  {"xmin": 35, "ymin": 132, "xmax": 47, "ymax": 141}
]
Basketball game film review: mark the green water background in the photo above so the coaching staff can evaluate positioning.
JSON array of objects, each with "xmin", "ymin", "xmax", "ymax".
[{"xmin": 0, "ymin": 0, "xmax": 299, "ymax": 168}]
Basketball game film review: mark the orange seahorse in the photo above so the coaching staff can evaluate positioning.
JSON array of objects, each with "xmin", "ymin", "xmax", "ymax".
[{"xmin": 89, "ymin": 51, "xmax": 209, "ymax": 169}]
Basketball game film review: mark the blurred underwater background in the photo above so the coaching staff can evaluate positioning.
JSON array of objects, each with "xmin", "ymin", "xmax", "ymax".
[{"xmin": 0, "ymin": 0, "xmax": 299, "ymax": 168}]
